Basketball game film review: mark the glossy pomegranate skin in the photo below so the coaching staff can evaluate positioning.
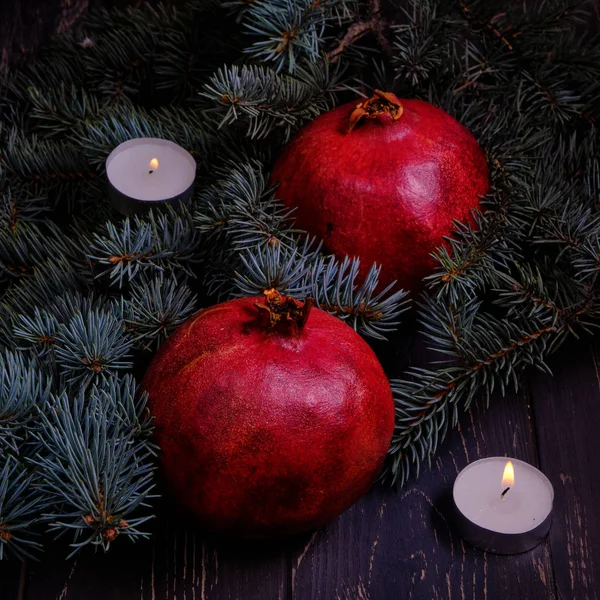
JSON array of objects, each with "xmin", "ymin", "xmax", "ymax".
[
  {"xmin": 270, "ymin": 97, "xmax": 489, "ymax": 291},
  {"xmin": 142, "ymin": 296, "xmax": 395, "ymax": 538}
]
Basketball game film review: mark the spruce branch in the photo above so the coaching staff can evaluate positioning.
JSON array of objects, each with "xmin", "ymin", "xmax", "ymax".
[
  {"xmin": 1, "ymin": 132, "xmax": 97, "ymax": 184},
  {"xmin": 0, "ymin": 258, "xmax": 92, "ymax": 347},
  {"xmin": 0, "ymin": 351, "xmax": 50, "ymax": 454},
  {"xmin": 308, "ymin": 255, "xmax": 410, "ymax": 339},
  {"xmin": 328, "ymin": 0, "xmax": 391, "ymax": 62},
  {"xmin": 31, "ymin": 388, "xmax": 155, "ymax": 557},
  {"xmin": 201, "ymin": 62, "xmax": 343, "ymax": 139},
  {"xmin": 241, "ymin": 0, "xmax": 328, "ymax": 73},
  {"xmin": 125, "ymin": 273, "xmax": 198, "ymax": 351},
  {"xmin": 496, "ymin": 264, "xmax": 562, "ymax": 321},
  {"xmin": 88, "ymin": 207, "xmax": 201, "ymax": 287},
  {"xmin": 385, "ymin": 261, "xmax": 600, "ymax": 486},
  {"xmin": 76, "ymin": 0, "xmax": 230, "ymax": 102},
  {"xmin": 425, "ymin": 209, "xmax": 517, "ymax": 304},
  {"xmin": 234, "ymin": 237, "xmax": 320, "ymax": 298},
  {"xmin": 391, "ymin": 19, "xmax": 445, "ymax": 87},
  {"xmin": 12, "ymin": 309, "xmax": 61, "ymax": 358},
  {"xmin": 94, "ymin": 375, "xmax": 154, "ymax": 445},
  {"xmin": 88, "ymin": 219, "xmax": 170, "ymax": 287},
  {"xmin": 456, "ymin": 0, "xmax": 516, "ymax": 52},
  {"xmin": 573, "ymin": 237, "xmax": 600, "ymax": 284},
  {"xmin": 194, "ymin": 160, "xmax": 298, "ymax": 250},
  {"xmin": 384, "ymin": 298, "xmax": 558, "ymax": 486},
  {"xmin": 0, "ymin": 456, "xmax": 45, "ymax": 561},
  {"xmin": 0, "ymin": 221, "xmax": 81, "ymax": 281},
  {"xmin": 26, "ymin": 85, "xmax": 104, "ymax": 138},
  {"xmin": 54, "ymin": 308, "xmax": 133, "ymax": 388},
  {"xmin": 0, "ymin": 189, "xmax": 51, "ymax": 229}
]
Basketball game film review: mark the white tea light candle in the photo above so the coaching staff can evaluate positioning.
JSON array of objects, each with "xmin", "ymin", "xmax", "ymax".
[
  {"xmin": 106, "ymin": 138, "xmax": 196, "ymax": 215},
  {"xmin": 453, "ymin": 457, "xmax": 553, "ymax": 554}
]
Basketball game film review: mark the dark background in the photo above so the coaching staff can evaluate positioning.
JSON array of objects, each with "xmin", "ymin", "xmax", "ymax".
[
  {"xmin": 0, "ymin": 0, "xmax": 178, "ymax": 67},
  {"xmin": 1, "ymin": 1, "xmax": 599, "ymax": 599}
]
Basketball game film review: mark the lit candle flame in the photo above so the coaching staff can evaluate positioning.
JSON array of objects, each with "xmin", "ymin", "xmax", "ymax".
[
  {"xmin": 149, "ymin": 158, "xmax": 159, "ymax": 170},
  {"xmin": 502, "ymin": 460, "xmax": 515, "ymax": 487}
]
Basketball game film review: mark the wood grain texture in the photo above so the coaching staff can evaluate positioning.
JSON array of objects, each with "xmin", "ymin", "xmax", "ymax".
[
  {"xmin": 11, "ymin": 502, "xmax": 290, "ymax": 600},
  {"xmin": 529, "ymin": 341, "xmax": 600, "ymax": 600}
]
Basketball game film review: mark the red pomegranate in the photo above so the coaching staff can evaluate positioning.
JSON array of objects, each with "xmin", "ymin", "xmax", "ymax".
[
  {"xmin": 142, "ymin": 291, "xmax": 394, "ymax": 538},
  {"xmin": 270, "ymin": 91, "xmax": 489, "ymax": 292}
]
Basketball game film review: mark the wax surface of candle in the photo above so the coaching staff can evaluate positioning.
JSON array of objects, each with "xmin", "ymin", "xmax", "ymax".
[
  {"xmin": 106, "ymin": 139, "xmax": 196, "ymax": 201},
  {"xmin": 453, "ymin": 458, "xmax": 553, "ymax": 534}
]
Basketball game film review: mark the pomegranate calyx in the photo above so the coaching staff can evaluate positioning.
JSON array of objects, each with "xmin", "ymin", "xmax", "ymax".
[
  {"xmin": 348, "ymin": 90, "xmax": 403, "ymax": 132},
  {"xmin": 255, "ymin": 289, "xmax": 313, "ymax": 334}
]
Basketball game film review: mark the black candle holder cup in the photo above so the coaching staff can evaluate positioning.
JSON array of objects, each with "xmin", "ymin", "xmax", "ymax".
[{"xmin": 107, "ymin": 179, "xmax": 194, "ymax": 216}]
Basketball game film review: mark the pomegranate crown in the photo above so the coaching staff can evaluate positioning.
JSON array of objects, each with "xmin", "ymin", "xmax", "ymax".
[
  {"xmin": 255, "ymin": 289, "xmax": 314, "ymax": 335},
  {"xmin": 348, "ymin": 90, "xmax": 404, "ymax": 132}
]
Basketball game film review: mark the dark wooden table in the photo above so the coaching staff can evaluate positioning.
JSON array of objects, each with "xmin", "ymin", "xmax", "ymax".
[{"xmin": 1, "ymin": 332, "xmax": 599, "ymax": 600}]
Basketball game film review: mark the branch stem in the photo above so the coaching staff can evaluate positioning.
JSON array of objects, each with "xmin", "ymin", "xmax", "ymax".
[{"xmin": 328, "ymin": 0, "xmax": 391, "ymax": 62}]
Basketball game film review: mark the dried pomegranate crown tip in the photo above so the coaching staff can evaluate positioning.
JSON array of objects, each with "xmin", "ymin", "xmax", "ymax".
[
  {"xmin": 348, "ymin": 90, "xmax": 404, "ymax": 132},
  {"xmin": 255, "ymin": 289, "xmax": 314, "ymax": 333}
]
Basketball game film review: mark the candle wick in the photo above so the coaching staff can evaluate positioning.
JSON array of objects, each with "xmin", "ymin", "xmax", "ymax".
[
  {"xmin": 149, "ymin": 170, "xmax": 154, "ymax": 174},
  {"xmin": 500, "ymin": 486, "xmax": 511, "ymax": 499}
]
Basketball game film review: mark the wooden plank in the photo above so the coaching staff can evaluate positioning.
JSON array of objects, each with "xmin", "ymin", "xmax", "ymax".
[
  {"xmin": 19, "ymin": 535, "xmax": 151, "ymax": 600},
  {"xmin": 19, "ymin": 499, "xmax": 290, "ymax": 600},
  {"xmin": 133, "ymin": 506, "xmax": 289, "ymax": 600},
  {"xmin": 291, "ymin": 343, "xmax": 557, "ymax": 600},
  {"xmin": 529, "ymin": 340, "xmax": 600, "ymax": 600}
]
